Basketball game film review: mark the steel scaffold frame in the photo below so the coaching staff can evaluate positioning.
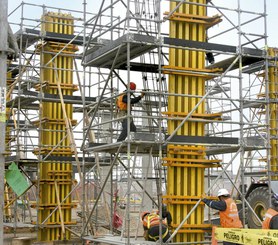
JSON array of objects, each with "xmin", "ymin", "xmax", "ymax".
[{"xmin": 3, "ymin": 0, "xmax": 276, "ymax": 244}]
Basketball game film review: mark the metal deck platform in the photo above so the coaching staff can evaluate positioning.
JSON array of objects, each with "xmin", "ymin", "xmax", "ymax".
[
  {"xmin": 243, "ymin": 99, "xmax": 266, "ymax": 109},
  {"xmin": 206, "ymin": 136, "xmax": 267, "ymax": 155},
  {"xmin": 86, "ymin": 141, "xmax": 163, "ymax": 155},
  {"xmin": 4, "ymin": 156, "xmax": 111, "ymax": 168},
  {"xmin": 6, "ymin": 90, "xmax": 97, "ymax": 110},
  {"xmin": 207, "ymin": 55, "xmax": 264, "ymax": 72},
  {"xmin": 84, "ymin": 33, "xmax": 158, "ymax": 68},
  {"xmin": 206, "ymin": 145, "xmax": 266, "ymax": 155},
  {"xmin": 87, "ymin": 135, "xmax": 241, "ymax": 154},
  {"xmin": 84, "ymin": 34, "xmax": 264, "ymax": 73},
  {"xmin": 15, "ymin": 28, "xmax": 88, "ymax": 50}
]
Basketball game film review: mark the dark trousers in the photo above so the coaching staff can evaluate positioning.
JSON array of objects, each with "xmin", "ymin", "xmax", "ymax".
[
  {"xmin": 117, "ymin": 118, "xmax": 136, "ymax": 142},
  {"xmin": 148, "ymin": 225, "xmax": 171, "ymax": 242}
]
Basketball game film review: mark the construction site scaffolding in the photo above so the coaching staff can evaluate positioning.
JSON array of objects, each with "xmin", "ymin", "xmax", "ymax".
[{"xmin": 4, "ymin": 0, "xmax": 277, "ymax": 244}]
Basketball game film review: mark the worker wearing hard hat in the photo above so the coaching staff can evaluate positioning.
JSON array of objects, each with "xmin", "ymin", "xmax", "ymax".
[
  {"xmin": 116, "ymin": 82, "xmax": 145, "ymax": 142},
  {"xmin": 262, "ymin": 193, "xmax": 278, "ymax": 229},
  {"xmin": 141, "ymin": 211, "xmax": 171, "ymax": 242},
  {"xmin": 202, "ymin": 189, "xmax": 243, "ymax": 245}
]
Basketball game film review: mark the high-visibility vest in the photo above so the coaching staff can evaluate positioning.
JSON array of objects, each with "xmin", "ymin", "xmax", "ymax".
[
  {"xmin": 143, "ymin": 213, "xmax": 167, "ymax": 229},
  {"xmin": 219, "ymin": 198, "xmax": 243, "ymax": 228},
  {"xmin": 262, "ymin": 208, "xmax": 278, "ymax": 229},
  {"xmin": 117, "ymin": 94, "xmax": 127, "ymax": 111}
]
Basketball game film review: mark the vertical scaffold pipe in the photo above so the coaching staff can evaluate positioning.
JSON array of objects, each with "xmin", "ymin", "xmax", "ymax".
[
  {"xmin": 163, "ymin": 0, "xmax": 219, "ymax": 243},
  {"xmin": 35, "ymin": 12, "xmax": 78, "ymax": 241}
]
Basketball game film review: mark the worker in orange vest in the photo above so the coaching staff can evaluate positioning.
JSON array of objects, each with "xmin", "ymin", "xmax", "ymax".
[
  {"xmin": 202, "ymin": 188, "xmax": 243, "ymax": 245},
  {"xmin": 141, "ymin": 211, "xmax": 171, "ymax": 242},
  {"xmin": 116, "ymin": 82, "xmax": 144, "ymax": 142},
  {"xmin": 262, "ymin": 193, "xmax": 278, "ymax": 229}
]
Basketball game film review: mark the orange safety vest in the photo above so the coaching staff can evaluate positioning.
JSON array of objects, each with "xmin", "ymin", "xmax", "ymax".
[
  {"xmin": 219, "ymin": 198, "xmax": 243, "ymax": 228},
  {"xmin": 262, "ymin": 208, "xmax": 278, "ymax": 229},
  {"xmin": 143, "ymin": 213, "xmax": 166, "ymax": 229},
  {"xmin": 117, "ymin": 94, "xmax": 128, "ymax": 111}
]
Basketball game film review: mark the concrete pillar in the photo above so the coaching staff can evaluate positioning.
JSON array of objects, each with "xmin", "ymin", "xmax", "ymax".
[
  {"xmin": 141, "ymin": 156, "xmax": 153, "ymax": 211},
  {"xmin": 141, "ymin": 111, "xmax": 153, "ymax": 211}
]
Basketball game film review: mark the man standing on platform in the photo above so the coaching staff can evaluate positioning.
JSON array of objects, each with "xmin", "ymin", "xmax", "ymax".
[{"xmin": 116, "ymin": 82, "xmax": 144, "ymax": 142}]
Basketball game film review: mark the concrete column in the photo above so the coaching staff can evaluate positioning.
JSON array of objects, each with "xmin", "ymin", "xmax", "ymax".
[
  {"xmin": 141, "ymin": 111, "xmax": 153, "ymax": 211},
  {"xmin": 100, "ymin": 112, "xmax": 113, "ymax": 228},
  {"xmin": 141, "ymin": 156, "xmax": 153, "ymax": 211}
]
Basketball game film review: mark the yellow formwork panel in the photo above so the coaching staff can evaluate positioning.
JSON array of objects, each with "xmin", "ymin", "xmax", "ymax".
[
  {"xmin": 166, "ymin": 0, "xmax": 213, "ymax": 243},
  {"xmin": 37, "ymin": 12, "xmax": 77, "ymax": 241},
  {"xmin": 4, "ymin": 71, "xmax": 13, "ymax": 219},
  {"xmin": 5, "ymin": 71, "xmax": 12, "ymax": 156},
  {"xmin": 268, "ymin": 48, "xmax": 278, "ymax": 179}
]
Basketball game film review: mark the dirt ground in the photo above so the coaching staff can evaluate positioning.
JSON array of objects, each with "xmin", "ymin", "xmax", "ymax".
[{"xmin": 3, "ymin": 206, "xmax": 144, "ymax": 245}]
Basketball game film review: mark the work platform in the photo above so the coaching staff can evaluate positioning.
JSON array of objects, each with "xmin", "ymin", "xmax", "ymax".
[
  {"xmin": 87, "ymin": 134, "xmax": 266, "ymax": 157},
  {"xmin": 6, "ymin": 90, "xmax": 97, "ymax": 110},
  {"xmin": 206, "ymin": 145, "xmax": 266, "ymax": 155},
  {"xmin": 207, "ymin": 55, "xmax": 264, "ymax": 72},
  {"xmin": 87, "ymin": 135, "xmax": 240, "ymax": 153},
  {"xmin": 84, "ymin": 33, "xmax": 158, "ymax": 68},
  {"xmin": 4, "ymin": 156, "xmax": 111, "ymax": 169},
  {"xmin": 86, "ymin": 141, "xmax": 163, "ymax": 155},
  {"xmin": 15, "ymin": 28, "xmax": 89, "ymax": 49},
  {"xmin": 84, "ymin": 34, "xmax": 265, "ymax": 73},
  {"xmin": 206, "ymin": 136, "xmax": 267, "ymax": 155}
]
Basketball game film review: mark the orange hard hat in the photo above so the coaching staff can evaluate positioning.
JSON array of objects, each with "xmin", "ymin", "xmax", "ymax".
[
  {"xmin": 129, "ymin": 82, "xmax": 136, "ymax": 90},
  {"xmin": 141, "ymin": 211, "xmax": 150, "ymax": 222}
]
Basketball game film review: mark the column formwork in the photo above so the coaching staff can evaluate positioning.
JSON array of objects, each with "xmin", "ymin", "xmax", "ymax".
[
  {"xmin": 34, "ymin": 12, "xmax": 78, "ymax": 241},
  {"xmin": 164, "ymin": 0, "xmax": 221, "ymax": 242},
  {"xmin": 269, "ymin": 48, "xmax": 278, "ymax": 179}
]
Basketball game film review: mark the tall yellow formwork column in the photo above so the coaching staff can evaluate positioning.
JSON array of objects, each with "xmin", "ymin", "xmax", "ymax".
[
  {"xmin": 34, "ymin": 12, "xmax": 78, "ymax": 241},
  {"xmin": 4, "ymin": 70, "xmax": 13, "ymax": 220},
  {"xmin": 163, "ymin": 0, "xmax": 221, "ymax": 243},
  {"xmin": 268, "ymin": 48, "xmax": 278, "ymax": 179}
]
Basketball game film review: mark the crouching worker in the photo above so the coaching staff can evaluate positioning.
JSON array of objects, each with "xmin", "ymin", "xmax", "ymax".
[
  {"xmin": 141, "ymin": 211, "xmax": 171, "ymax": 242},
  {"xmin": 262, "ymin": 193, "xmax": 278, "ymax": 229}
]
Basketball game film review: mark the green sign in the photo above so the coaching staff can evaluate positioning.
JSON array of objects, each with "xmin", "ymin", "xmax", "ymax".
[{"xmin": 5, "ymin": 162, "xmax": 29, "ymax": 196}]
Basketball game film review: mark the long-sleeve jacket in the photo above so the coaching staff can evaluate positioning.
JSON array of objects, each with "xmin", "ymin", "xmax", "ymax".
[
  {"xmin": 203, "ymin": 197, "xmax": 242, "ymax": 228},
  {"xmin": 202, "ymin": 198, "xmax": 226, "ymax": 211}
]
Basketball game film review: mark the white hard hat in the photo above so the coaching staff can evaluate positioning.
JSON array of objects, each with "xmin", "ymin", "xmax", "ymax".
[{"xmin": 217, "ymin": 188, "xmax": 230, "ymax": 197}]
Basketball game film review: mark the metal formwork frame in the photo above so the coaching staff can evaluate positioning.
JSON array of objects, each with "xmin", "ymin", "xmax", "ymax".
[{"xmin": 6, "ymin": 1, "xmax": 96, "ymax": 242}]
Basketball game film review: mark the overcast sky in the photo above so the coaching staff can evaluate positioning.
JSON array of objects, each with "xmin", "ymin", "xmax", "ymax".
[{"xmin": 7, "ymin": 0, "xmax": 277, "ymax": 47}]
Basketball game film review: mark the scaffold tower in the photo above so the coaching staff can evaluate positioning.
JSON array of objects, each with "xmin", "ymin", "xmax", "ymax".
[{"xmin": 3, "ymin": 0, "xmax": 277, "ymax": 244}]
